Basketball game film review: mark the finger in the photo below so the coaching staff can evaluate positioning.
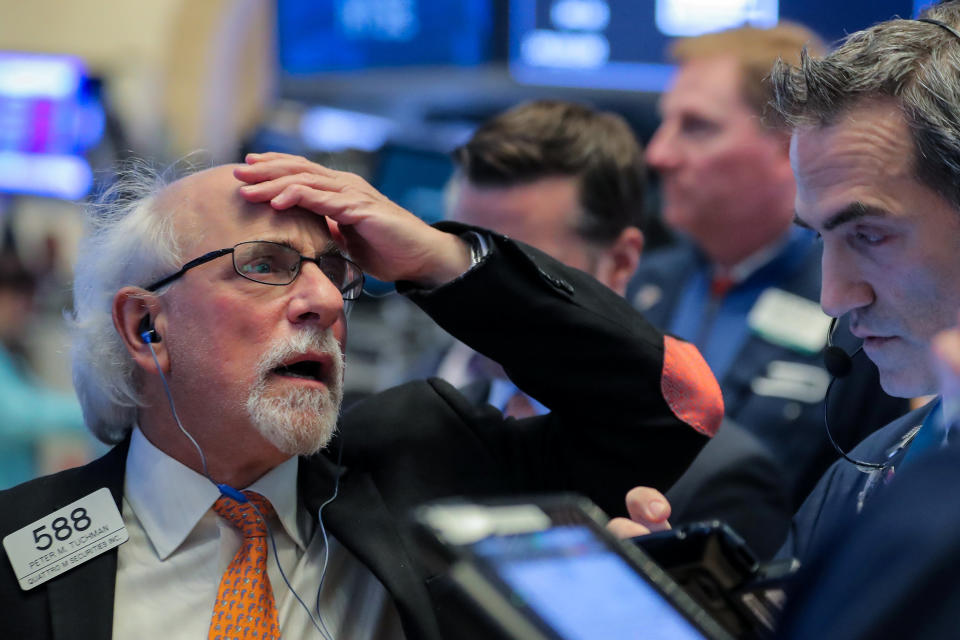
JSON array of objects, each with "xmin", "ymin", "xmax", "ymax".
[
  {"xmin": 241, "ymin": 155, "xmax": 356, "ymax": 184},
  {"xmin": 933, "ymin": 330, "xmax": 960, "ymax": 427},
  {"xmin": 326, "ymin": 219, "xmax": 345, "ymax": 247},
  {"xmin": 624, "ymin": 486, "xmax": 672, "ymax": 529},
  {"xmin": 933, "ymin": 330, "xmax": 960, "ymax": 372},
  {"xmin": 239, "ymin": 172, "xmax": 346, "ymax": 203},
  {"xmin": 607, "ymin": 517, "xmax": 651, "ymax": 539},
  {"xmin": 244, "ymin": 151, "xmax": 312, "ymax": 165},
  {"xmin": 235, "ymin": 159, "xmax": 336, "ymax": 185},
  {"xmin": 268, "ymin": 184, "xmax": 372, "ymax": 226}
]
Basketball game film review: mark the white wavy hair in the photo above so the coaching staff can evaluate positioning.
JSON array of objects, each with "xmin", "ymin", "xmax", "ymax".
[{"xmin": 71, "ymin": 162, "xmax": 190, "ymax": 443}]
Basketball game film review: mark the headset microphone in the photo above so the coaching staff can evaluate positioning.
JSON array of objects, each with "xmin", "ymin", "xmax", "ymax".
[
  {"xmin": 822, "ymin": 317, "xmax": 908, "ymax": 472},
  {"xmin": 823, "ymin": 340, "xmax": 854, "ymax": 378}
]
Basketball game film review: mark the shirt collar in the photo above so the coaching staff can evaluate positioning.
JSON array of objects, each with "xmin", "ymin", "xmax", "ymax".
[
  {"xmin": 711, "ymin": 229, "xmax": 794, "ymax": 285},
  {"xmin": 125, "ymin": 426, "xmax": 309, "ymax": 560}
]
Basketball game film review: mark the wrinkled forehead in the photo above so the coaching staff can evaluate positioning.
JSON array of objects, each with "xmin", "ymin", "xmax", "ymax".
[
  {"xmin": 791, "ymin": 103, "xmax": 914, "ymax": 200},
  {"xmin": 158, "ymin": 164, "xmax": 333, "ymax": 255}
]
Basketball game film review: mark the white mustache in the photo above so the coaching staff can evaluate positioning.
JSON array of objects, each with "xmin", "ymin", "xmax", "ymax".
[{"xmin": 255, "ymin": 330, "xmax": 344, "ymax": 387}]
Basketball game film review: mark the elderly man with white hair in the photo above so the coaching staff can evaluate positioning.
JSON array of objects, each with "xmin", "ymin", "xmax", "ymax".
[{"xmin": 0, "ymin": 152, "xmax": 721, "ymax": 640}]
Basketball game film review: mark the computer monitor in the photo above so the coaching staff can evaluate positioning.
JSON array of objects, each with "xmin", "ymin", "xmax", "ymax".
[
  {"xmin": 0, "ymin": 52, "xmax": 104, "ymax": 200},
  {"xmin": 509, "ymin": 0, "xmax": 927, "ymax": 91},
  {"xmin": 278, "ymin": 0, "xmax": 495, "ymax": 75}
]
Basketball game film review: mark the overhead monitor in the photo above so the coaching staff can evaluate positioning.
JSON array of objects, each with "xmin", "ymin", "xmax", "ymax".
[
  {"xmin": 509, "ymin": 0, "xmax": 929, "ymax": 92},
  {"xmin": 0, "ymin": 52, "xmax": 104, "ymax": 200},
  {"xmin": 278, "ymin": 0, "xmax": 494, "ymax": 75}
]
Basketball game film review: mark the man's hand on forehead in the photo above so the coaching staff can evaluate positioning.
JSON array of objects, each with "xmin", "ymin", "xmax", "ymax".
[{"xmin": 235, "ymin": 152, "xmax": 470, "ymax": 288}]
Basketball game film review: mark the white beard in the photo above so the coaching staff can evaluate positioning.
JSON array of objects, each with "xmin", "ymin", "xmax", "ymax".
[{"xmin": 246, "ymin": 329, "xmax": 344, "ymax": 456}]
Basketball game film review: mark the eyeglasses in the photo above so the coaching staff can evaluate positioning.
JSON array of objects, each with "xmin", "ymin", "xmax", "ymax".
[{"xmin": 145, "ymin": 240, "xmax": 365, "ymax": 301}]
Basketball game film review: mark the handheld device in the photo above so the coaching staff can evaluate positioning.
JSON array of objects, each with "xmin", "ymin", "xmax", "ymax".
[
  {"xmin": 634, "ymin": 521, "xmax": 800, "ymax": 639},
  {"xmin": 412, "ymin": 495, "xmax": 734, "ymax": 640}
]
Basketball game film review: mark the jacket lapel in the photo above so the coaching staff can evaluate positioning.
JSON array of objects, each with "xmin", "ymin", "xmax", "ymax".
[
  {"xmin": 299, "ymin": 454, "xmax": 440, "ymax": 640},
  {"xmin": 48, "ymin": 439, "xmax": 128, "ymax": 640}
]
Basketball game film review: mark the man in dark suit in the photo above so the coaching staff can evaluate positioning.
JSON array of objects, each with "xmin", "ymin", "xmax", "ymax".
[
  {"xmin": 627, "ymin": 24, "xmax": 909, "ymax": 555},
  {"xmin": 777, "ymin": 440, "xmax": 960, "ymax": 639},
  {"xmin": 613, "ymin": 2, "xmax": 960, "ymax": 626},
  {"xmin": 414, "ymin": 99, "xmax": 646, "ymax": 418},
  {"xmin": 0, "ymin": 153, "xmax": 722, "ymax": 639}
]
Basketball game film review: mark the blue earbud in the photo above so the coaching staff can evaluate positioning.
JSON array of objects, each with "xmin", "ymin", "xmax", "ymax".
[{"xmin": 139, "ymin": 315, "xmax": 162, "ymax": 344}]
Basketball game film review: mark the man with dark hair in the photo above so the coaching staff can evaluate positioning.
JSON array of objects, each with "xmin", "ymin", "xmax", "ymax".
[
  {"xmin": 613, "ymin": 0, "xmax": 960, "ymax": 596},
  {"xmin": 422, "ymin": 100, "xmax": 645, "ymax": 415},
  {"xmin": 627, "ymin": 24, "xmax": 908, "ymax": 553},
  {"xmin": 450, "ymin": 99, "xmax": 645, "ymax": 293},
  {"xmin": 766, "ymin": 0, "xmax": 960, "ymax": 561},
  {"xmin": 0, "ymin": 152, "xmax": 721, "ymax": 639}
]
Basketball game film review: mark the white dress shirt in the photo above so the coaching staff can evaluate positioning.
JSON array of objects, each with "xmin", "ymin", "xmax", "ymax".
[{"xmin": 113, "ymin": 427, "xmax": 404, "ymax": 639}]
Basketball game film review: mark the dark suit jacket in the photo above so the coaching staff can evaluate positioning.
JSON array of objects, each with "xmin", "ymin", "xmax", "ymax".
[
  {"xmin": 778, "ymin": 438, "xmax": 960, "ymax": 639},
  {"xmin": 783, "ymin": 402, "xmax": 934, "ymax": 563},
  {"xmin": 0, "ymin": 226, "xmax": 718, "ymax": 640},
  {"xmin": 628, "ymin": 239, "xmax": 909, "ymax": 553},
  {"xmin": 666, "ymin": 419, "xmax": 790, "ymax": 561}
]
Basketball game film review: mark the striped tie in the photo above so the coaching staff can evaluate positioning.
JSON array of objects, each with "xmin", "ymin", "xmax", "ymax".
[{"xmin": 209, "ymin": 491, "xmax": 280, "ymax": 640}]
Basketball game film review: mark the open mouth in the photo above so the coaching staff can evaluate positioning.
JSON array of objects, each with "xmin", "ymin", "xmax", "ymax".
[{"xmin": 271, "ymin": 357, "xmax": 329, "ymax": 384}]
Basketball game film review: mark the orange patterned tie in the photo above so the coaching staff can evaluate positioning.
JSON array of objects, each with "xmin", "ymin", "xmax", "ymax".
[{"xmin": 209, "ymin": 491, "xmax": 281, "ymax": 640}]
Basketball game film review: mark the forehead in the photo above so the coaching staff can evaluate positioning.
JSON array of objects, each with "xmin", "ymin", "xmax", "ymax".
[
  {"xmin": 451, "ymin": 176, "xmax": 582, "ymax": 235},
  {"xmin": 790, "ymin": 101, "xmax": 919, "ymax": 225},
  {"xmin": 161, "ymin": 165, "xmax": 334, "ymax": 254},
  {"xmin": 660, "ymin": 56, "xmax": 747, "ymax": 114}
]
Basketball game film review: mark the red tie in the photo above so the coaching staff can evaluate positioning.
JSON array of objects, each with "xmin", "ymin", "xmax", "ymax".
[
  {"xmin": 209, "ymin": 491, "xmax": 281, "ymax": 640},
  {"xmin": 710, "ymin": 274, "xmax": 735, "ymax": 298}
]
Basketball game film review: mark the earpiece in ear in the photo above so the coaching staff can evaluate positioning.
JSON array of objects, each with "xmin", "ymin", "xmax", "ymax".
[{"xmin": 138, "ymin": 315, "xmax": 162, "ymax": 344}]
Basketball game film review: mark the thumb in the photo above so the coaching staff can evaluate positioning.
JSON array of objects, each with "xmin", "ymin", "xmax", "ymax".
[{"xmin": 624, "ymin": 486, "xmax": 672, "ymax": 532}]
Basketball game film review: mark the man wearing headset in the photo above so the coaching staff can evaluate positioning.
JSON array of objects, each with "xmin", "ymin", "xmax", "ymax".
[
  {"xmin": 611, "ymin": 0, "xmax": 960, "ymax": 568},
  {"xmin": 629, "ymin": 23, "xmax": 908, "ymax": 560},
  {"xmin": 0, "ymin": 153, "xmax": 721, "ymax": 639}
]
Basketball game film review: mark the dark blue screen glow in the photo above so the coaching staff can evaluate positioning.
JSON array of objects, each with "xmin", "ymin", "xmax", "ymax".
[
  {"xmin": 279, "ymin": 0, "xmax": 493, "ymax": 73},
  {"xmin": 0, "ymin": 52, "xmax": 102, "ymax": 199},
  {"xmin": 473, "ymin": 525, "xmax": 709, "ymax": 640},
  {"xmin": 509, "ymin": 0, "xmax": 921, "ymax": 91}
]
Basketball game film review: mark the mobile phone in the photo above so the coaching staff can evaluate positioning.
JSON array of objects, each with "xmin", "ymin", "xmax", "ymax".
[{"xmin": 412, "ymin": 495, "xmax": 734, "ymax": 640}]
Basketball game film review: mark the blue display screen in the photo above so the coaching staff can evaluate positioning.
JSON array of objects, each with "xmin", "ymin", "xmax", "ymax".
[
  {"xmin": 509, "ymin": 0, "xmax": 925, "ymax": 91},
  {"xmin": 0, "ymin": 52, "xmax": 103, "ymax": 199},
  {"xmin": 279, "ymin": 0, "xmax": 494, "ymax": 73},
  {"xmin": 472, "ymin": 525, "xmax": 709, "ymax": 640}
]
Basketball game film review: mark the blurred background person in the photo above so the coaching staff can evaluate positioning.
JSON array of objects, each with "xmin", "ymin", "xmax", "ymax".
[
  {"xmin": 629, "ymin": 24, "xmax": 910, "ymax": 532},
  {"xmin": 0, "ymin": 243, "xmax": 89, "ymax": 489},
  {"xmin": 412, "ymin": 99, "xmax": 645, "ymax": 416}
]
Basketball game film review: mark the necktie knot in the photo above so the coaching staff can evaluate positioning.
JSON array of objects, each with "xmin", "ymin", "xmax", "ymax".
[
  {"xmin": 710, "ymin": 274, "xmax": 736, "ymax": 298},
  {"xmin": 212, "ymin": 491, "xmax": 275, "ymax": 538}
]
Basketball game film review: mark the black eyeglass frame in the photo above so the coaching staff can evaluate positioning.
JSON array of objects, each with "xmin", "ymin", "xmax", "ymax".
[{"xmin": 144, "ymin": 240, "xmax": 365, "ymax": 299}]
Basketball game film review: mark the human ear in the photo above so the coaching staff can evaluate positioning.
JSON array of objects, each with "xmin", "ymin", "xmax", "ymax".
[
  {"xmin": 595, "ymin": 227, "xmax": 644, "ymax": 296},
  {"xmin": 113, "ymin": 287, "xmax": 168, "ymax": 374}
]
